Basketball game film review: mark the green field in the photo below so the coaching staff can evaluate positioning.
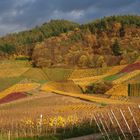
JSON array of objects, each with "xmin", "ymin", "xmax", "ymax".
[{"xmin": 103, "ymin": 72, "xmax": 126, "ymax": 82}]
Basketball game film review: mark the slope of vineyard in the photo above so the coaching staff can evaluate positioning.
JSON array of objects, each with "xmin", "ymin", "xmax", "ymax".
[
  {"xmin": 0, "ymin": 77, "xmax": 24, "ymax": 91},
  {"xmin": 0, "ymin": 68, "xmax": 29, "ymax": 78},
  {"xmin": 42, "ymin": 81, "xmax": 82, "ymax": 94},
  {"xmin": 0, "ymin": 83, "xmax": 40, "ymax": 99},
  {"xmin": 126, "ymin": 73, "xmax": 140, "ymax": 83},
  {"xmin": 42, "ymin": 83, "xmax": 129, "ymax": 104},
  {"xmin": 71, "ymin": 65, "xmax": 126, "ymax": 89},
  {"xmin": 103, "ymin": 72, "xmax": 127, "ymax": 82},
  {"xmin": 0, "ymin": 60, "xmax": 30, "ymax": 78},
  {"xmin": 113, "ymin": 70, "xmax": 140, "ymax": 84},
  {"xmin": 70, "ymin": 65, "xmax": 126, "ymax": 80},
  {"xmin": 119, "ymin": 62, "xmax": 140, "ymax": 73},
  {"xmin": 43, "ymin": 68, "xmax": 73, "ymax": 81},
  {"xmin": 106, "ymin": 84, "xmax": 128, "ymax": 96},
  {"xmin": 69, "ymin": 67, "xmax": 109, "ymax": 79},
  {"xmin": 105, "ymin": 65, "xmax": 126, "ymax": 75},
  {"xmin": 22, "ymin": 68, "xmax": 49, "ymax": 83},
  {"xmin": 0, "ymin": 60, "xmax": 30, "ymax": 68},
  {"xmin": 73, "ymin": 75, "xmax": 107, "ymax": 88},
  {"xmin": 0, "ymin": 61, "xmax": 31, "ymax": 91},
  {"xmin": 0, "ymin": 92, "xmax": 27, "ymax": 104},
  {"xmin": 105, "ymin": 70, "xmax": 140, "ymax": 97}
]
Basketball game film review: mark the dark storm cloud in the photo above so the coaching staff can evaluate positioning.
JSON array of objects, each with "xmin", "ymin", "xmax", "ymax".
[{"xmin": 0, "ymin": 0, "xmax": 140, "ymax": 36}]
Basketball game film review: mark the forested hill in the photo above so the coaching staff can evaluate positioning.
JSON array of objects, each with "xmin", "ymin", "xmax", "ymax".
[
  {"xmin": 0, "ymin": 20, "xmax": 79, "ymax": 57},
  {"xmin": 81, "ymin": 15, "xmax": 140, "ymax": 33},
  {"xmin": 1, "ymin": 15, "xmax": 140, "ymax": 68}
]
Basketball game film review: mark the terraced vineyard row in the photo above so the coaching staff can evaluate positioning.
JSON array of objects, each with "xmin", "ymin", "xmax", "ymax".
[
  {"xmin": 0, "ymin": 60, "xmax": 30, "ymax": 69},
  {"xmin": 0, "ymin": 68, "xmax": 29, "ymax": 78},
  {"xmin": 105, "ymin": 71, "xmax": 140, "ymax": 97},
  {"xmin": 106, "ymin": 84, "xmax": 128, "ymax": 97},
  {"xmin": 22, "ymin": 68, "xmax": 49, "ymax": 83},
  {"xmin": 70, "ymin": 65, "xmax": 127, "ymax": 91},
  {"xmin": 0, "ymin": 77, "xmax": 24, "ymax": 92},
  {"xmin": 113, "ymin": 70, "xmax": 140, "ymax": 84},
  {"xmin": 0, "ymin": 83, "xmax": 40, "ymax": 99},
  {"xmin": 42, "ymin": 81, "xmax": 82, "ymax": 93},
  {"xmin": 70, "ymin": 65, "xmax": 126, "ymax": 80},
  {"xmin": 41, "ymin": 83, "xmax": 129, "ymax": 104},
  {"xmin": 0, "ymin": 104, "xmax": 139, "ymax": 139},
  {"xmin": 69, "ymin": 67, "xmax": 110, "ymax": 79},
  {"xmin": 43, "ymin": 68, "xmax": 73, "ymax": 81},
  {"xmin": 73, "ymin": 75, "xmax": 107, "ymax": 89}
]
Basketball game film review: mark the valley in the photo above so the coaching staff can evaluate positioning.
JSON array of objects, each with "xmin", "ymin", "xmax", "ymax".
[{"xmin": 0, "ymin": 15, "xmax": 140, "ymax": 139}]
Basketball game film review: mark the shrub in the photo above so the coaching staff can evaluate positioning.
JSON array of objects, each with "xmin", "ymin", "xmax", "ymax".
[{"xmin": 85, "ymin": 81, "xmax": 113, "ymax": 94}]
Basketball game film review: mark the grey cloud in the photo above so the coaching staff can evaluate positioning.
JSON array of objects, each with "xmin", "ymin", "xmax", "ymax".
[{"xmin": 0, "ymin": 0, "xmax": 140, "ymax": 36}]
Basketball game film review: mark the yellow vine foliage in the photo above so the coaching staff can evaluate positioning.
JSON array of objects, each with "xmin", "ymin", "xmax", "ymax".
[
  {"xmin": 41, "ymin": 83, "xmax": 130, "ymax": 104},
  {"xmin": 113, "ymin": 70, "xmax": 140, "ymax": 84},
  {"xmin": 0, "ymin": 68, "xmax": 29, "ymax": 78},
  {"xmin": 0, "ymin": 83, "xmax": 40, "ymax": 99},
  {"xmin": 69, "ymin": 65, "xmax": 126, "ymax": 80},
  {"xmin": 106, "ymin": 84, "xmax": 128, "ymax": 96}
]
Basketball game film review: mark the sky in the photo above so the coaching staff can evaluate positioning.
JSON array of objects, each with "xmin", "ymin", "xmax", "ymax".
[{"xmin": 0, "ymin": 0, "xmax": 140, "ymax": 36}]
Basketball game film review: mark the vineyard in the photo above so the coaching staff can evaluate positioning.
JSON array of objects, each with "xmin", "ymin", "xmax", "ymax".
[
  {"xmin": 0, "ymin": 68, "xmax": 29, "ymax": 78},
  {"xmin": 113, "ymin": 70, "xmax": 140, "ymax": 84},
  {"xmin": 22, "ymin": 68, "xmax": 49, "ymax": 83},
  {"xmin": 0, "ymin": 77, "xmax": 24, "ymax": 91},
  {"xmin": 42, "ymin": 81, "xmax": 82, "ymax": 93},
  {"xmin": 128, "ymin": 83, "xmax": 140, "ymax": 97},
  {"xmin": 0, "ymin": 98, "xmax": 139, "ymax": 139},
  {"xmin": 72, "ymin": 75, "xmax": 107, "ymax": 88},
  {"xmin": 0, "ymin": 60, "xmax": 30, "ymax": 68},
  {"xmin": 0, "ymin": 60, "xmax": 140, "ymax": 139},
  {"xmin": 69, "ymin": 65, "xmax": 125, "ymax": 80},
  {"xmin": 41, "ymin": 84, "xmax": 129, "ymax": 104},
  {"xmin": 106, "ymin": 84, "xmax": 128, "ymax": 97},
  {"xmin": 43, "ymin": 68, "xmax": 73, "ymax": 81},
  {"xmin": 0, "ymin": 83, "xmax": 40, "ymax": 102},
  {"xmin": 0, "ymin": 92, "xmax": 27, "ymax": 104},
  {"xmin": 105, "ymin": 70, "xmax": 140, "ymax": 97},
  {"xmin": 0, "ymin": 13, "xmax": 140, "ymax": 140}
]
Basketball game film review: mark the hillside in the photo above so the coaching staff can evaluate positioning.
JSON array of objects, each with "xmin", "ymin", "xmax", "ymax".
[
  {"xmin": 0, "ymin": 20, "xmax": 79, "ymax": 58},
  {"xmin": 0, "ymin": 15, "xmax": 140, "ymax": 69},
  {"xmin": 32, "ymin": 15, "xmax": 140, "ymax": 68}
]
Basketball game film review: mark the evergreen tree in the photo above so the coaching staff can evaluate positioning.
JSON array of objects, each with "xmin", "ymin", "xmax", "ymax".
[
  {"xmin": 112, "ymin": 40, "xmax": 122, "ymax": 56},
  {"xmin": 119, "ymin": 25, "xmax": 125, "ymax": 37}
]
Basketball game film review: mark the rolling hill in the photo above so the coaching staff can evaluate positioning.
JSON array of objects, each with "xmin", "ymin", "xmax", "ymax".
[{"xmin": 0, "ymin": 15, "xmax": 140, "ymax": 69}]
